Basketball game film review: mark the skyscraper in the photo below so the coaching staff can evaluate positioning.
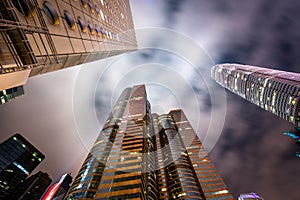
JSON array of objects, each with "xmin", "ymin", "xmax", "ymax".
[
  {"xmin": 211, "ymin": 63, "xmax": 300, "ymax": 157},
  {"xmin": 211, "ymin": 63, "xmax": 300, "ymax": 127},
  {"xmin": 11, "ymin": 171, "xmax": 52, "ymax": 200},
  {"xmin": 65, "ymin": 85, "xmax": 233, "ymax": 199},
  {"xmin": 0, "ymin": 133, "xmax": 45, "ymax": 198},
  {"xmin": 0, "ymin": 0, "xmax": 137, "ymax": 102}
]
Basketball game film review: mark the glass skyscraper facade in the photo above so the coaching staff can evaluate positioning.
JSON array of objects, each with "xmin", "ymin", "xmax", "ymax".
[
  {"xmin": 65, "ymin": 85, "xmax": 233, "ymax": 199},
  {"xmin": 0, "ymin": 0, "xmax": 137, "ymax": 103},
  {"xmin": 211, "ymin": 63, "xmax": 300, "ymax": 127},
  {"xmin": 0, "ymin": 133, "xmax": 45, "ymax": 198}
]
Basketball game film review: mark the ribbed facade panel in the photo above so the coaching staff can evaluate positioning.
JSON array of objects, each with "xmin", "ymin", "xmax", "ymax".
[{"xmin": 0, "ymin": 0, "xmax": 137, "ymax": 91}]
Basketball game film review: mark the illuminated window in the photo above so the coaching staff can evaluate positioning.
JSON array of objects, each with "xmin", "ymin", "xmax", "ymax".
[
  {"xmin": 101, "ymin": 28, "xmax": 106, "ymax": 38},
  {"xmin": 95, "ymin": 7, "xmax": 100, "ymax": 17},
  {"xmin": 43, "ymin": 1, "xmax": 59, "ymax": 25},
  {"xmin": 95, "ymin": 26, "xmax": 101, "ymax": 37},
  {"xmin": 13, "ymin": 162, "xmax": 29, "ymax": 175},
  {"xmin": 292, "ymin": 98, "xmax": 297, "ymax": 105},
  {"xmin": 100, "ymin": 9, "xmax": 104, "ymax": 21},
  {"xmin": 213, "ymin": 189, "xmax": 229, "ymax": 195},
  {"xmin": 78, "ymin": 17, "xmax": 87, "ymax": 33},
  {"xmin": 64, "ymin": 11, "xmax": 76, "ymax": 30},
  {"xmin": 88, "ymin": 22, "xmax": 95, "ymax": 35},
  {"xmin": 81, "ymin": 0, "xmax": 87, "ymax": 8},
  {"xmin": 12, "ymin": 0, "xmax": 35, "ymax": 18},
  {"xmin": 88, "ymin": 2, "xmax": 95, "ymax": 13}
]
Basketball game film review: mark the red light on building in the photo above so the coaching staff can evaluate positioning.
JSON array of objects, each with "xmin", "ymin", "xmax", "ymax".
[{"xmin": 42, "ymin": 182, "xmax": 62, "ymax": 200}]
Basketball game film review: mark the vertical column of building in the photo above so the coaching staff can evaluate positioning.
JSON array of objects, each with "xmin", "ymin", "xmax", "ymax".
[
  {"xmin": 94, "ymin": 85, "xmax": 147, "ymax": 199},
  {"xmin": 152, "ymin": 113, "xmax": 169, "ymax": 199},
  {"xmin": 141, "ymin": 100, "xmax": 159, "ymax": 200},
  {"xmin": 171, "ymin": 110, "xmax": 233, "ymax": 199},
  {"xmin": 66, "ymin": 87, "xmax": 133, "ymax": 199},
  {"xmin": 157, "ymin": 112, "xmax": 205, "ymax": 199}
]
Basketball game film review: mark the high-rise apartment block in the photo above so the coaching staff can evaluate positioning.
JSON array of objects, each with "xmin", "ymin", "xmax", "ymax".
[
  {"xmin": 211, "ymin": 63, "xmax": 300, "ymax": 127},
  {"xmin": 65, "ymin": 85, "xmax": 233, "ymax": 199},
  {"xmin": 0, "ymin": 133, "xmax": 45, "ymax": 198},
  {"xmin": 11, "ymin": 171, "xmax": 52, "ymax": 200},
  {"xmin": 0, "ymin": 0, "xmax": 137, "ymax": 102}
]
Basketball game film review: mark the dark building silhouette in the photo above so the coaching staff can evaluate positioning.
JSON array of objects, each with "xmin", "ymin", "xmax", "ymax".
[
  {"xmin": 0, "ymin": 133, "xmax": 45, "ymax": 198},
  {"xmin": 42, "ymin": 173, "xmax": 72, "ymax": 200},
  {"xmin": 65, "ymin": 85, "xmax": 233, "ymax": 199},
  {"xmin": 0, "ymin": 0, "xmax": 137, "ymax": 103},
  {"xmin": 0, "ymin": 85, "xmax": 24, "ymax": 104},
  {"xmin": 11, "ymin": 171, "xmax": 52, "ymax": 200}
]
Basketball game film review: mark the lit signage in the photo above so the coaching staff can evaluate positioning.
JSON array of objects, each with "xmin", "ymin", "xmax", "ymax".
[{"xmin": 42, "ymin": 174, "xmax": 68, "ymax": 200}]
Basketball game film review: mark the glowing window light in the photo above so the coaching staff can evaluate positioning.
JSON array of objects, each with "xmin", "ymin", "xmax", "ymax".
[
  {"xmin": 13, "ymin": 162, "xmax": 29, "ymax": 175},
  {"xmin": 213, "ymin": 189, "xmax": 229, "ymax": 195}
]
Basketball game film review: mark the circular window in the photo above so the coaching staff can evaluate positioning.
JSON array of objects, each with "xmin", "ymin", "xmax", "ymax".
[
  {"xmin": 11, "ymin": 0, "xmax": 35, "ymax": 18},
  {"xmin": 64, "ymin": 11, "xmax": 76, "ymax": 30},
  {"xmin": 95, "ymin": 7, "xmax": 100, "ymax": 17},
  {"xmin": 95, "ymin": 25, "xmax": 101, "ymax": 37},
  {"xmin": 87, "ymin": 22, "xmax": 95, "ymax": 35},
  {"xmin": 43, "ymin": 1, "xmax": 59, "ymax": 25},
  {"xmin": 78, "ymin": 17, "xmax": 87, "ymax": 33},
  {"xmin": 100, "ymin": 28, "xmax": 106, "ymax": 39},
  {"xmin": 81, "ymin": 0, "xmax": 87, "ymax": 8},
  {"xmin": 88, "ymin": 2, "xmax": 95, "ymax": 14}
]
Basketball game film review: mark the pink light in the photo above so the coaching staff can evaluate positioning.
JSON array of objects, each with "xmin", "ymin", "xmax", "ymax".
[{"xmin": 42, "ymin": 182, "xmax": 62, "ymax": 200}]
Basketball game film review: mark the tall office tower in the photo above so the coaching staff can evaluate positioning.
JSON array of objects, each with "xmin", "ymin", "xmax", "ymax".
[
  {"xmin": 238, "ymin": 193, "xmax": 264, "ymax": 200},
  {"xmin": 0, "ymin": 133, "xmax": 45, "ymax": 198},
  {"xmin": 65, "ymin": 85, "xmax": 233, "ymax": 199},
  {"xmin": 0, "ymin": 0, "xmax": 137, "ymax": 103},
  {"xmin": 211, "ymin": 63, "xmax": 300, "ymax": 127},
  {"xmin": 211, "ymin": 64, "xmax": 300, "ymax": 157},
  {"xmin": 11, "ymin": 171, "xmax": 52, "ymax": 200},
  {"xmin": 42, "ymin": 173, "xmax": 72, "ymax": 200}
]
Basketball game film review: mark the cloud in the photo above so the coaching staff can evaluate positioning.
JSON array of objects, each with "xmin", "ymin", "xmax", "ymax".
[{"xmin": 0, "ymin": 1, "xmax": 299, "ymax": 199}]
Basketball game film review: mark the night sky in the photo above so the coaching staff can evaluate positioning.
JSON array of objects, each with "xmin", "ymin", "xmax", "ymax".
[{"xmin": 1, "ymin": 0, "xmax": 300, "ymax": 199}]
